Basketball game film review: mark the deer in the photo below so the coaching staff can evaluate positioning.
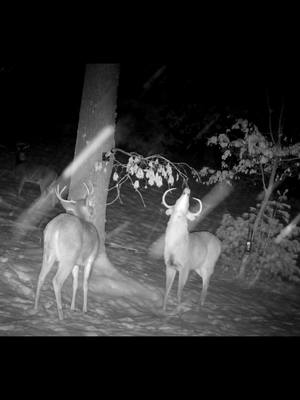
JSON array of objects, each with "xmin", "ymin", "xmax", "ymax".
[
  {"xmin": 34, "ymin": 183, "xmax": 100, "ymax": 320},
  {"xmin": 162, "ymin": 187, "xmax": 221, "ymax": 311},
  {"xmin": 14, "ymin": 142, "xmax": 57, "ymax": 199}
]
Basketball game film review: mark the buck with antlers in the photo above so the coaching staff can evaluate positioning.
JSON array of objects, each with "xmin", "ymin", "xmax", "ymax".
[
  {"xmin": 162, "ymin": 187, "xmax": 221, "ymax": 311},
  {"xmin": 34, "ymin": 183, "xmax": 100, "ymax": 320}
]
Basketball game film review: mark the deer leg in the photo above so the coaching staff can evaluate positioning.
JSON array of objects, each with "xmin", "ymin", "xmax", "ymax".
[
  {"xmin": 82, "ymin": 257, "xmax": 94, "ymax": 314},
  {"xmin": 18, "ymin": 178, "xmax": 25, "ymax": 197},
  {"xmin": 200, "ymin": 275, "xmax": 210, "ymax": 306},
  {"xmin": 53, "ymin": 263, "xmax": 73, "ymax": 320},
  {"xmin": 199, "ymin": 271, "xmax": 211, "ymax": 307},
  {"xmin": 70, "ymin": 265, "xmax": 79, "ymax": 311},
  {"xmin": 34, "ymin": 249, "xmax": 56, "ymax": 310},
  {"xmin": 177, "ymin": 266, "xmax": 189, "ymax": 306},
  {"xmin": 194, "ymin": 269, "xmax": 211, "ymax": 309},
  {"xmin": 163, "ymin": 265, "xmax": 176, "ymax": 311}
]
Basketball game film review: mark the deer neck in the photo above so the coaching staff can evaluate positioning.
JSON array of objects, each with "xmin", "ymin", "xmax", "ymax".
[{"xmin": 165, "ymin": 214, "xmax": 189, "ymax": 248}]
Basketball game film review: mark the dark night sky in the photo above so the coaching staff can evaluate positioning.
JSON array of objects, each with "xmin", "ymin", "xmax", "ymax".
[
  {"xmin": 0, "ymin": 63, "xmax": 86, "ymax": 123},
  {"xmin": 1, "ymin": 61, "xmax": 299, "ymax": 144}
]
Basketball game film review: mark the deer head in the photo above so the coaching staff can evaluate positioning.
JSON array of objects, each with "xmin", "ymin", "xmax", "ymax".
[
  {"xmin": 55, "ymin": 182, "xmax": 95, "ymax": 222},
  {"xmin": 162, "ymin": 187, "xmax": 202, "ymax": 221}
]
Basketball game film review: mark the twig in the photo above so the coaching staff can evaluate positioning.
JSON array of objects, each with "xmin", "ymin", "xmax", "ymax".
[
  {"xmin": 260, "ymin": 162, "xmax": 267, "ymax": 192},
  {"xmin": 283, "ymin": 157, "xmax": 300, "ymax": 163},
  {"xmin": 106, "ymin": 187, "xmax": 122, "ymax": 206},
  {"xmin": 112, "ymin": 148, "xmax": 197, "ymax": 188},
  {"xmin": 277, "ymin": 97, "xmax": 285, "ymax": 144},
  {"xmin": 128, "ymin": 175, "xmax": 146, "ymax": 207},
  {"xmin": 110, "ymin": 148, "xmax": 201, "ymax": 209},
  {"xmin": 266, "ymin": 90, "xmax": 276, "ymax": 145},
  {"xmin": 106, "ymin": 175, "xmax": 129, "ymax": 206}
]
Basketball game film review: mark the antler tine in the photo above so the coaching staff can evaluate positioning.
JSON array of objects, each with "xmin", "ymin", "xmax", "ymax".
[
  {"xmin": 162, "ymin": 188, "xmax": 176, "ymax": 209},
  {"xmin": 191, "ymin": 197, "xmax": 203, "ymax": 217},
  {"xmin": 55, "ymin": 184, "xmax": 63, "ymax": 199},
  {"xmin": 83, "ymin": 182, "xmax": 90, "ymax": 196},
  {"xmin": 83, "ymin": 181, "xmax": 94, "ymax": 196},
  {"xmin": 90, "ymin": 183, "xmax": 94, "ymax": 195},
  {"xmin": 55, "ymin": 184, "xmax": 76, "ymax": 204}
]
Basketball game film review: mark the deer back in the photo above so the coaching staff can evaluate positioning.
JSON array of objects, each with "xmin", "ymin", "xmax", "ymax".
[
  {"xmin": 44, "ymin": 213, "xmax": 99, "ymax": 265},
  {"xmin": 187, "ymin": 231, "xmax": 221, "ymax": 274}
]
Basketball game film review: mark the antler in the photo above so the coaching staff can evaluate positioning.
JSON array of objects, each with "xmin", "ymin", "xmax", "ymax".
[
  {"xmin": 55, "ymin": 183, "xmax": 95, "ymax": 221},
  {"xmin": 55, "ymin": 185, "xmax": 76, "ymax": 204},
  {"xmin": 190, "ymin": 197, "xmax": 203, "ymax": 217},
  {"xmin": 162, "ymin": 188, "xmax": 177, "ymax": 209},
  {"xmin": 83, "ymin": 181, "xmax": 94, "ymax": 197}
]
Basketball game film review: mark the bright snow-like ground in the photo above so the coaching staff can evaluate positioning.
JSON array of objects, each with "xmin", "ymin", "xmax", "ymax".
[{"xmin": 0, "ymin": 149, "xmax": 300, "ymax": 336}]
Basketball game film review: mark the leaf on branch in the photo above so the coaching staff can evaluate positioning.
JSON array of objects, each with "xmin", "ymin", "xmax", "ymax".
[
  {"xmin": 260, "ymin": 155, "xmax": 269, "ymax": 164},
  {"xmin": 231, "ymin": 138, "xmax": 245, "ymax": 148},
  {"xmin": 136, "ymin": 167, "xmax": 144, "ymax": 179},
  {"xmin": 218, "ymin": 133, "xmax": 230, "ymax": 148},
  {"xmin": 207, "ymin": 136, "xmax": 218, "ymax": 146},
  {"xmin": 222, "ymin": 149, "xmax": 231, "ymax": 160},
  {"xmin": 155, "ymin": 173, "xmax": 163, "ymax": 187},
  {"xmin": 168, "ymin": 174, "xmax": 175, "ymax": 185}
]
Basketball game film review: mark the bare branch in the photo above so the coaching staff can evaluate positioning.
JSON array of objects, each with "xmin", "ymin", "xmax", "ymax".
[
  {"xmin": 107, "ymin": 175, "xmax": 130, "ymax": 205},
  {"xmin": 106, "ymin": 186, "xmax": 122, "ymax": 206},
  {"xmin": 128, "ymin": 175, "xmax": 146, "ymax": 207},
  {"xmin": 283, "ymin": 157, "xmax": 300, "ymax": 162},
  {"xmin": 266, "ymin": 90, "xmax": 276, "ymax": 145},
  {"xmin": 110, "ymin": 148, "xmax": 203, "ymax": 210},
  {"xmin": 277, "ymin": 97, "xmax": 285, "ymax": 145},
  {"xmin": 260, "ymin": 162, "xmax": 267, "ymax": 192},
  {"xmin": 113, "ymin": 148, "xmax": 197, "ymax": 184}
]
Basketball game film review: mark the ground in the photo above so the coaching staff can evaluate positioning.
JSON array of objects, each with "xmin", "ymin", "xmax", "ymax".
[{"xmin": 0, "ymin": 145, "xmax": 300, "ymax": 336}]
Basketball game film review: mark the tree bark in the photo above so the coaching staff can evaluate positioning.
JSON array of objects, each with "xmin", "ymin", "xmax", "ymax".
[{"xmin": 69, "ymin": 64, "xmax": 119, "ymax": 254}]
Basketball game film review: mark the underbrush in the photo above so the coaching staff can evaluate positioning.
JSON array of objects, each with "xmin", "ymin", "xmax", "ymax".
[{"xmin": 216, "ymin": 194, "xmax": 300, "ymax": 287}]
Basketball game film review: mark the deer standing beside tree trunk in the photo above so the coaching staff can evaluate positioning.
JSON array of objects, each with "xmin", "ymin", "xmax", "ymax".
[
  {"xmin": 34, "ymin": 184, "xmax": 100, "ymax": 320},
  {"xmin": 162, "ymin": 187, "xmax": 221, "ymax": 311}
]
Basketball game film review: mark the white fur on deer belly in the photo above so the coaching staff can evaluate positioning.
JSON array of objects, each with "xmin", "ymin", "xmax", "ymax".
[{"xmin": 165, "ymin": 253, "xmax": 186, "ymax": 270}]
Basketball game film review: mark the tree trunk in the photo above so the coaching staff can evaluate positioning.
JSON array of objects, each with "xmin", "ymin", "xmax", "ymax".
[
  {"xmin": 69, "ymin": 64, "xmax": 118, "ymax": 254},
  {"xmin": 70, "ymin": 64, "xmax": 161, "ymax": 306}
]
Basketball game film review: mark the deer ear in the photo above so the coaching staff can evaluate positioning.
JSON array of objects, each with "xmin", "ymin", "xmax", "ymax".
[
  {"xmin": 186, "ymin": 211, "xmax": 196, "ymax": 221},
  {"xmin": 166, "ymin": 208, "xmax": 173, "ymax": 216}
]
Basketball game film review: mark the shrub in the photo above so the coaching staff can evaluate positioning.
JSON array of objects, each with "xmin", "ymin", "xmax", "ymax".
[{"xmin": 216, "ymin": 193, "xmax": 300, "ymax": 284}]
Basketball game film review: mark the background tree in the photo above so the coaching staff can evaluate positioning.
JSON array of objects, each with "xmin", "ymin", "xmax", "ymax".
[
  {"xmin": 69, "ymin": 64, "xmax": 118, "ymax": 255},
  {"xmin": 65, "ymin": 64, "xmax": 161, "ymax": 303},
  {"xmin": 199, "ymin": 102, "xmax": 300, "ymax": 282}
]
